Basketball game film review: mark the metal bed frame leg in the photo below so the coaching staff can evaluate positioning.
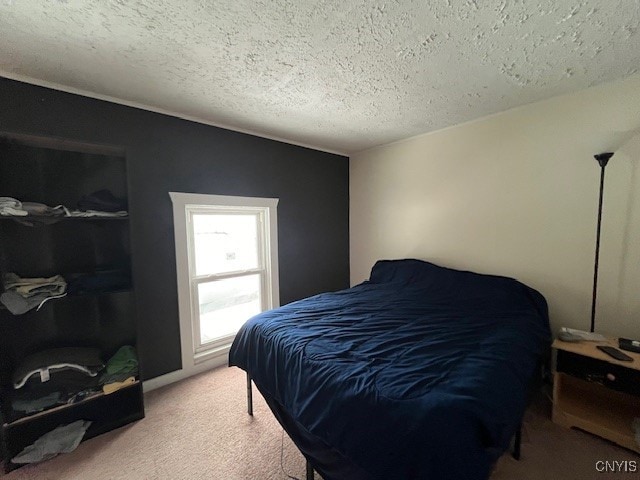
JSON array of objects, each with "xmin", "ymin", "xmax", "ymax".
[
  {"xmin": 246, "ymin": 372, "xmax": 253, "ymax": 416},
  {"xmin": 246, "ymin": 371, "xmax": 312, "ymax": 477},
  {"xmin": 512, "ymin": 424, "xmax": 521, "ymax": 460}
]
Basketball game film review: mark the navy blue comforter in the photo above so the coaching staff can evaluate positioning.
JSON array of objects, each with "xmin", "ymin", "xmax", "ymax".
[{"xmin": 229, "ymin": 259, "xmax": 550, "ymax": 480}]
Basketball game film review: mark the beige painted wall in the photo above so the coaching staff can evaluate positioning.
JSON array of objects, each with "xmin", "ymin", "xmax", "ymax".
[{"xmin": 350, "ymin": 74, "xmax": 640, "ymax": 338}]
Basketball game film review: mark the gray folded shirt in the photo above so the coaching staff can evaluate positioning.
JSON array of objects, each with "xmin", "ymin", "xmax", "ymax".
[
  {"xmin": 0, "ymin": 290, "xmax": 67, "ymax": 315},
  {"xmin": 1, "ymin": 273, "xmax": 68, "ymax": 314}
]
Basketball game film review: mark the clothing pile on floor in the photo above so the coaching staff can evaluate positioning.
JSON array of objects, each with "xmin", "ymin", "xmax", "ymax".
[
  {"xmin": 0, "ymin": 190, "xmax": 128, "ymax": 225},
  {"xmin": 11, "ymin": 420, "xmax": 92, "ymax": 464},
  {"xmin": 7, "ymin": 345, "xmax": 139, "ymax": 464}
]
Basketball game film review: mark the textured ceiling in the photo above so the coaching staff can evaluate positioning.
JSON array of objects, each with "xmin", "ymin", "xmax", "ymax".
[{"xmin": 0, "ymin": 1, "xmax": 639, "ymax": 154}]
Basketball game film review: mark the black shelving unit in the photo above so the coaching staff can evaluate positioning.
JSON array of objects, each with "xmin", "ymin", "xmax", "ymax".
[{"xmin": 0, "ymin": 132, "xmax": 144, "ymax": 472}]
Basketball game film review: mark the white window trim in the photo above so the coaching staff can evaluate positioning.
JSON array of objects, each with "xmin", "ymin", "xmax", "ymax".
[{"xmin": 169, "ymin": 192, "xmax": 280, "ymax": 380}]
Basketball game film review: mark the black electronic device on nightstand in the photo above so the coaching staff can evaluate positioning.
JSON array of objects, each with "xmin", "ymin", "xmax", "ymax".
[{"xmin": 619, "ymin": 338, "xmax": 640, "ymax": 354}]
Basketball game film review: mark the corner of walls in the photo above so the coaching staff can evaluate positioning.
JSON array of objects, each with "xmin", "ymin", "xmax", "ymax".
[{"xmin": 350, "ymin": 74, "xmax": 640, "ymax": 337}]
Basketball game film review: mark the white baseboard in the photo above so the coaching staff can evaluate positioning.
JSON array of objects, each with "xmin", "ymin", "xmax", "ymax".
[{"xmin": 142, "ymin": 352, "xmax": 229, "ymax": 392}]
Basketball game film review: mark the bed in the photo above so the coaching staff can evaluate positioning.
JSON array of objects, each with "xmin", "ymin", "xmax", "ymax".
[{"xmin": 229, "ymin": 259, "xmax": 551, "ymax": 480}]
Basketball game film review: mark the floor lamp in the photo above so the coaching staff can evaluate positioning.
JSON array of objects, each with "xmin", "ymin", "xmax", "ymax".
[
  {"xmin": 589, "ymin": 128, "xmax": 639, "ymax": 333},
  {"xmin": 590, "ymin": 152, "xmax": 614, "ymax": 333}
]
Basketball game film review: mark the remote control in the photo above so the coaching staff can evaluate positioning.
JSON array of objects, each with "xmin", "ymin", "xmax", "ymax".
[{"xmin": 597, "ymin": 345, "xmax": 633, "ymax": 362}]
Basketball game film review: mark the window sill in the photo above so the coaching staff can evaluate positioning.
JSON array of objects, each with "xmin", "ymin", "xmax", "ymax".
[{"xmin": 194, "ymin": 343, "xmax": 232, "ymax": 365}]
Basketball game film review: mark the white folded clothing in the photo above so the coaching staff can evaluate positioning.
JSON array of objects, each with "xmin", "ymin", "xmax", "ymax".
[
  {"xmin": 0, "ymin": 197, "xmax": 28, "ymax": 216},
  {"xmin": 61, "ymin": 206, "xmax": 128, "ymax": 217}
]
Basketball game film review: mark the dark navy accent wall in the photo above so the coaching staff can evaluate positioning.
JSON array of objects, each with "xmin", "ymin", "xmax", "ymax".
[{"xmin": 0, "ymin": 77, "xmax": 349, "ymax": 380}]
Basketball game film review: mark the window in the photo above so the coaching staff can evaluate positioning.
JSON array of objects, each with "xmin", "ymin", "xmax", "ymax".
[{"xmin": 170, "ymin": 193, "xmax": 279, "ymax": 371}]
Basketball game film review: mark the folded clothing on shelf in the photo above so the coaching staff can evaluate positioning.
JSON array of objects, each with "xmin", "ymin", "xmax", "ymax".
[
  {"xmin": 14, "ymin": 202, "xmax": 66, "ymax": 226},
  {"xmin": 4, "ymin": 273, "xmax": 66, "ymax": 297},
  {"xmin": 0, "ymin": 192, "xmax": 128, "ymax": 221},
  {"xmin": 0, "ymin": 197, "xmax": 29, "ymax": 216},
  {"xmin": 0, "ymin": 273, "xmax": 67, "ymax": 315},
  {"xmin": 1, "ymin": 199, "xmax": 68, "ymax": 226},
  {"xmin": 61, "ymin": 207, "xmax": 128, "ymax": 218},
  {"xmin": 12, "ymin": 392, "xmax": 62, "ymax": 414},
  {"xmin": 100, "ymin": 345, "xmax": 138, "ymax": 386},
  {"xmin": 13, "ymin": 347, "xmax": 104, "ymax": 389},
  {"xmin": 67, "ymin": 270, "xmax": 131, "ymax": 295},
  {"xmin": 0, "ymin": 291, "xmax": 68, "ymax": 314},
  {"xmin": 78, "ymin": 189, "xmax": 127, "ymax": 213},
  {"xmin": 9, "ymin": 370, "xmax": 102, "ymax": 421},
  {"xmin": 20, "ymin": 202, "xmax": 65, "ymax": 217},
  {"xmin": 102, "ymin": 376, "xmax": 136, "ymax": 395}
]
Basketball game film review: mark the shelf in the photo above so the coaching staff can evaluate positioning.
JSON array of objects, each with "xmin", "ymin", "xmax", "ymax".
[
  {"xmin": 553, "ymin": 373, "xmax": 640, "ymax": 453},
  {"xmin": 0, "ymin": 215, "xmax": 128, "ymax": 222},
  {"xmin": 3, "ymin": 380, "xmax": 140, "ymax": 427},
  {"xmin": 0, "ymin": 289, "xmax": 133, "ymax": 316},
  {"xmin": 69, "ymin": 288, "xmax": 132, "ymax": 297},
  {"xmin": 0, "ymin": 289, "xmax": 132, "ymax": 301}
]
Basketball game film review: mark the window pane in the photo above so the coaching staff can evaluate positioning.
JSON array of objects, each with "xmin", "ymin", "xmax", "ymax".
[
  {"xmin": 198, "ymin": 274, "xmax": 261, "ymax": 344},
  {"xmin": 193, "ymin": 213, "xmax": 259, "ymax": 276}
]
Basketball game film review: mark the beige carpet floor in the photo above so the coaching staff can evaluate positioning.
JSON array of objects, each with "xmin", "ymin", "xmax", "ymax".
[{"xmin": 1, "ymin": 366, "xmax": 638, "ymax": 479}]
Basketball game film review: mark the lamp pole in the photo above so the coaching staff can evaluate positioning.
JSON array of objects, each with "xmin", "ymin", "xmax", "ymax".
[{"xmin": 590, "ymin": 152, "xmax": 614, "ymax": 333}]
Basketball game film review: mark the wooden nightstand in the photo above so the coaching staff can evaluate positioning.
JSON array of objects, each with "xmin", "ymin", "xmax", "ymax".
[{"xmin": 552, "ymin": 338, "xmax": 640, "ymax": 453}]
